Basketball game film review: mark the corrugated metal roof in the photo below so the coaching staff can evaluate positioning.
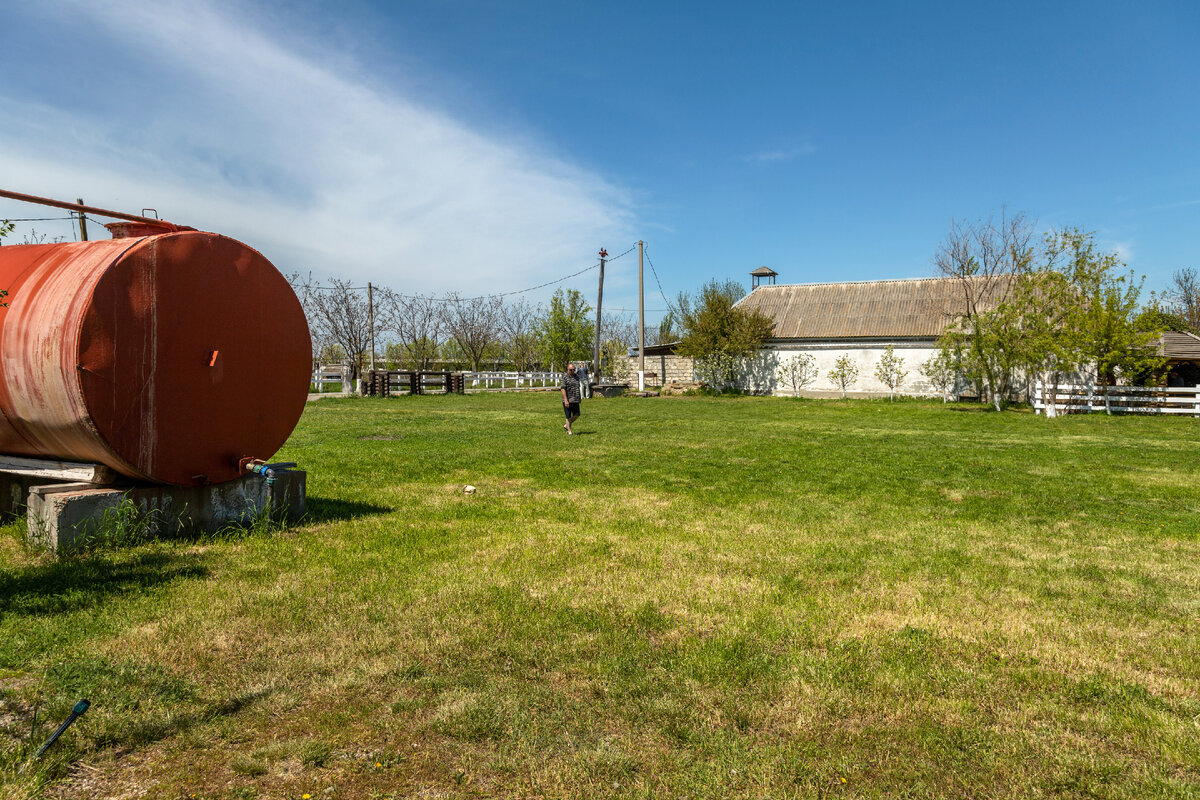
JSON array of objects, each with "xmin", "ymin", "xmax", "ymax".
[
  {"xmin": 1159, "ymin": 331, "xmax": 1200, "ymax": 359},
  {"xmin": 736, "ymin": 276, "xmax": 1008, "ymax": 340}
]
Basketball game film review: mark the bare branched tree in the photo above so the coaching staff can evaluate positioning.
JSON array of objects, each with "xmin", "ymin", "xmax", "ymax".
[
  {"xmin": 933, "ymin": 211, "xmax": 1036, "ymax": 407},
  {"xmin": 600, "ymin": 312, "xmax": 639, "ymax": 351},
  {"xmin": 382, "ymin": 290, "xmax": 444, "ymax": 372},
  {"xmin": 1167, "ymin": 268, "xmax": 1200, "ymax": 332},
  {"xmin": 443, "ymin": 293, "xmax": 502, "ymax": 372},
  {"xmin": 307, "ymin": 278, "xmax": 376, "ymax": 380},
  {"xmin": 499, "ymin": 298, "xmax": 543, "ymax": 371},
  {"xmin": 287, "ymin": 272, "xmax": 328, "ymax": 369}
]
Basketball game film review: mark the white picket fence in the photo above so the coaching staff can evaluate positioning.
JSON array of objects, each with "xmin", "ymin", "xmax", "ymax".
[
  {"xmin": 1033, "ymin": 382, "xmax": 1200, "ymax": 416},
  {"xmin": 467, "ymin": 371, "xmax": 560, "ymax": 390}
]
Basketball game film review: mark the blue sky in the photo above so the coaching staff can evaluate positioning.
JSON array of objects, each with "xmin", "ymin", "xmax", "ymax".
[{"xmin": 1, "ymin": 1, "xmax": 1197, "ymax": 321}]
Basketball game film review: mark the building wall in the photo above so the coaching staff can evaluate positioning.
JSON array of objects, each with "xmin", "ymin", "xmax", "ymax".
[
  {"xmin": 616, "ymin": 340, "xmax": 950, "ymax": 396},
  {"xmin": 614, "ymin": 354, "xmax": 695, "ymax": 384},
  {"xmin": 746, "ymin": 340, "xmax": 944, "ymax": 396}
]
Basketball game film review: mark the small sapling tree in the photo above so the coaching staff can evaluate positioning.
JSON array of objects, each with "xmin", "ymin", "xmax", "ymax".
[
  {"xmin": 828, "ymin": 355, "xmax": 858, "ymax": 399},
  {"xmin": 694, "ymin": 351, "xmax": 737, "ymax": 392},
  {"xmin": 776, "ymin": 353, "xmax": 818, "ymax": 397},
  {"xmin": 919, "ymin": 348, "xmax": 958, "ymax": 402},
  {"xmin": 874, "ymin": 345, "xmax": 908, "ymax": 402}
]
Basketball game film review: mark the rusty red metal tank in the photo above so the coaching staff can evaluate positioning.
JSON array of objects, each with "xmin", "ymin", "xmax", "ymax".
[{"xmin": 0, "ymin": 231, "xmax": 311, "ymax": 486}]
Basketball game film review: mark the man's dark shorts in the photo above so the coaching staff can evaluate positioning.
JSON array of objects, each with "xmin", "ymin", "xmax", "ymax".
[{"xmin": 564, "ymin": 402, "xmax": 580, "ymax": 418}]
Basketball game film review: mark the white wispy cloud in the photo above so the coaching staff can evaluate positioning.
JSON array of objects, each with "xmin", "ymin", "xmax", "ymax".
[
  {"xmin": 0, "ymin": 1, "xmax": 635, "ymax": 296},
  {"xmin": 741, "ymin": 143, "xmax": 817, "ymax": 163}
]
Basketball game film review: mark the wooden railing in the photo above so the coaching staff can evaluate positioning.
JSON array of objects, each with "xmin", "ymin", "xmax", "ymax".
[
  {"xmin": 1033, "ymin": 383, "xmax": 1200, "ymax": 416},
  {"xmin": 365, "ymin": 370, "xmax": 464, "ymax": 396},
  {"xmin": 364, "ymin": 370, "xmax": 569, "ymax": 397},
  {"xmin": 466, "ymin": 371, "xmax": 559, "ymax": 390}
]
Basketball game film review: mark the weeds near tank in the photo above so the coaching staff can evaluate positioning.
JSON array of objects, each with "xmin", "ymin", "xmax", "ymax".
[
  {"xmin": 209, "ymin": 503, "xmax": 298, "ymax": 542},
  {"xmin": 73, "ymin": 499, "xmax": 170, "ymax": 553}
]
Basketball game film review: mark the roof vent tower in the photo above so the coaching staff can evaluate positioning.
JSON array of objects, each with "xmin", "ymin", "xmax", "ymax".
[{"xmin": 750, "ymin": 266, "xmax": 778, "ymax": 288}]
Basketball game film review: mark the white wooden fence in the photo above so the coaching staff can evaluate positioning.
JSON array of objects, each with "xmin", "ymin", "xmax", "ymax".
[
  {"xmin": 311, "ymin": 364, "xmax": 351, "ymax": 393},
  {"xmin": 1033, "ymin": 382, "xmax": 1200, "ymax": 416},
  {"xmin": 467, "ymin": 371, "xmax": 559, "ymax": 390}
]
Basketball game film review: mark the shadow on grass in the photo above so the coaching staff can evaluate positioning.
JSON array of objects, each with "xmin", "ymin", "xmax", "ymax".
[
  {"xmin": 0, "ymin": 551, "xmax": 208, "ymax": 618},
  {"xmin": 96, "ymin": 684, "xmax": 279, "ymax": 753},
  {"xmin": 304, "ymin": 496, "xmax": 392, "ymax": 523}
]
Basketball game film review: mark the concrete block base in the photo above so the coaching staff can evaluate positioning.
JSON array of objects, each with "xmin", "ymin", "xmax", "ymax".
[{"xmin": 24, "ymin": 470, "xmax": 306, "ymax": 553}]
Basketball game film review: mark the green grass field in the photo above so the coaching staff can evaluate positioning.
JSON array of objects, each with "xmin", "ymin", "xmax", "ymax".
[{"xmin": 2, "ymin": 393, "xmax": 1198, "ymax": 799}]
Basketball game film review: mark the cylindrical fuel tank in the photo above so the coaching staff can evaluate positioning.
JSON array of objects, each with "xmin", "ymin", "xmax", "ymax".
[{"xmin": 0, "ymin": 231, "xmax": 312, "ymax": 486}]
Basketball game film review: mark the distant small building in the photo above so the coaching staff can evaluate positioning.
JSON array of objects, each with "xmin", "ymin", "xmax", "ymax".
[
  {"xmin": 620, "ymin": 342, "xmax": 695, "ymax": 386},
  {"xmin": 1158, "ymin": 331, "xmax": 1200, "ymax": 385}
]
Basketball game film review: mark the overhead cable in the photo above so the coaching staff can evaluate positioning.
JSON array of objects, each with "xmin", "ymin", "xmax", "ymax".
[{"xmin": 298, "ymin": 241, "xmax": 640, "ymax": 301}]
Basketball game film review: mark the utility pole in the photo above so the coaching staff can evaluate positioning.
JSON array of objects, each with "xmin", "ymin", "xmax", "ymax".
[
  {"xmin": 367, "ymin": 282, "xmax": 376, "ymax": 372},
  {"xmin": 76, "ymin": 198, "xmax": 88, "ymax": 241},
  {"xmin": 593, "ymin": 248, "xmax": 607, "ymax": 376},
  {"xmin": 638, "ymin": 240, "xmax": 645, "ymax": 391}
]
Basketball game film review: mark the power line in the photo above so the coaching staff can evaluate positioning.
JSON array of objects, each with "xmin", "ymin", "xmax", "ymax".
[
  {"xmin": 296, "ymin": 241, "xmax": 640, "ymax": 302},
  {"xmin": 642, "ymin": 245, "xmax": 673, "ymax": 310}
]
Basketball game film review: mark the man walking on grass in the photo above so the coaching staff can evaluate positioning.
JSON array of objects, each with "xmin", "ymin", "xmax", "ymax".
[{"xmin": 560, "ymin": 362, "xmax": 582, "ymax": 435}]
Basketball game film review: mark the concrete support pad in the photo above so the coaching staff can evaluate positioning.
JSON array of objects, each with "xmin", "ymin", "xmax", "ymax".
[{"xmin": 26, "ymin": 470, "xmax": 306, "ymax": 553}]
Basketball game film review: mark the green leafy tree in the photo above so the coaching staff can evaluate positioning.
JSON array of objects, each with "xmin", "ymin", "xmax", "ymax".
[
  {"xmin": 1135, "ymin": 305, "xmax": 1195, "ymax": 336},
  {"xmin": 318, "ymin": 343, "xmax": 347, "ymax": 364},
  {"xmin": 996, "ymin": 229, "xmax": 1166, "ymax": 416},
  {"xmin": 1037, "ymin": 230, "xmax": 1164, "ymax": 414},
  {"xmin": 919, "ymin": 348, "xmax": 958, "ymax": 402},
  {"xmin": 694, "ymin": 352, "xmax": 737, "ymax": 391},
  {"xmin": 874, "ymin": 345, "xmax": 907, "ymax": 401},
  {"xmin": 539, "ymin": 289, "xmax": 592, "ymax": 372},
  {"xmin": 675, "ymin": 279, "xmax": 773, "ymax": 388},
  {"xmin": 828, "ymin": 355, "xmax": 858, "ymax": 399},
  {"xmin": 776, "ymin": 353, "xmax": 818, "ymax": 397}
]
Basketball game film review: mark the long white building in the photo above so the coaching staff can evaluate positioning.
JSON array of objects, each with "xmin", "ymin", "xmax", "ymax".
[{"xmin": 734, "ymin": 274, "xmax": 1003, "ymax": 397}]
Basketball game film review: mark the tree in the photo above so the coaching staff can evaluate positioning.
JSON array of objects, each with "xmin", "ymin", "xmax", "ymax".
[
  {"xmin": 1006, "ymin": 229, "xmax": 1165, "ymax": 417},
  {"xmin": 828, "ymin": 355, "xmax": 858, "ymax": 399},
  {"xmin": 1135, "ymin": 305, "xmax": 1194, "ymax": 336},
  {"xmin": 675, "ymin": 279, "xmax": 773, "ymax": 389},
  {"xmin": 776, "ymin": 353, "xmax": 818, "ymax": 397},
  {"xmin": 383, "ymin": 291, "xmax": 445, "ymax": 372},
  {"xmin": 874, "ymin": 345, "xmax": 907, "ymax": 401},
  {"xmin": 288, "ymin": 272, "xmax": 326, "ymax": 369},
  {"xmin": 1051, "ymin": 232, "xmax": 1164, "ymax": 412},
  {"xmin": 694, "ymin": 352, "xmax": 737, "ymax": 391},
  {"xmin": 443, "ymin": 293, "xmax": 502, "ymax": 372},
  {"xmin": 306, "ymin": 278, "xmax": 377, "ymax": 381},
  {"xmin": 499, "ymin": 298, "xmax": 544, "ymax": 371},
  {"xmin": 595, "ymin": 312, "xmax": 638, "ymax": 379},
  {"xmin": 933, "ymin": 211, "xmax": 1036, "ymax": 410},
  {"xmin": 1166, "ymin": 268, "xmax": 1200, "ymax": 332},
  {"xmin": 539, "ymin": 289, "xmax": 592, "ymax": 372},
  {"xmin": 655, "ymin": 310, "xmax": 680, "ymax": 345},
  {"xmin": 21, "ymin": 229, "xmax": 64, "ymax": 245},
  {"xmin": 919, "ymin": 348, "xmax": 958, "ymax": 402}
]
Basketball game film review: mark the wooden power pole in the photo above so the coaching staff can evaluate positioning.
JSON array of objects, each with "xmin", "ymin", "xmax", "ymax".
[
  {"xmin": 76, "ymin": 198, "xmax": 88, "ymax": 241},
  {"xmin": 367, "ymin": 282, "xmax": 376, "ymax": 372},
  {"xmin": 593, "ymin": 248, "xmax": 607, "ymax": 376},
  {"xmin": 638, "ymin": 240, "xmax": 645, "ymax": 390}
]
